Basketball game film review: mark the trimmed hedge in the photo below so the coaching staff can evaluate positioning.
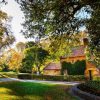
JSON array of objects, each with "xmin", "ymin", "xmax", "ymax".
[
  {"xmin": 18, "ymin": 73, "xmax": 85, "ymax": 81},
  {"xmin": 0, "ymin": 72, "xmax": 18, "ymax": 78},
  {"xmin": 93, "ymin": 76, "xmax": 100, "ymax": 81},
  {"xmin": 78, "ymin": 81, "xmax": 100, "ymax": 96}
]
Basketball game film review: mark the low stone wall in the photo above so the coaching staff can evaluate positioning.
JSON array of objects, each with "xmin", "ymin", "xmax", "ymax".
[{"xmin": 71, "ymin": 86, "xmax": 100, "ymax": 100}]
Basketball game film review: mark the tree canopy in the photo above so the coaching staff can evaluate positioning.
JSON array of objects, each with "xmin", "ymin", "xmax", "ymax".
[
  {"xmin": 17, "ymin": 0, "xmax": 99, "ymax": 66},
  {"xmin": 20, "ymin": 43, "xmax": 49, "ymax": 73},
  {"xmin": 0, "ymin": 3, "xmax": 15, "ymax": 50},
  {"xmin": 16, "ymin": 0, "xmax": 97, "ymax": 36}
]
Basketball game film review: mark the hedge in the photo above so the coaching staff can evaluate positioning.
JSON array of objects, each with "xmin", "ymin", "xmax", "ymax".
[
  {"xmin": 18, "ymin": 73, "xmax": 85, "ymax": 81},
  {"xmin": 93, "ymin": 76, "xmax": 100, "ymax": 81},
  {"xmin": 0, "ymin": 72, "xmax": 18, "ymax": 78},
  {"xmin": 78, "ymin": 81, "xmax": 100, "ymax": 96}
]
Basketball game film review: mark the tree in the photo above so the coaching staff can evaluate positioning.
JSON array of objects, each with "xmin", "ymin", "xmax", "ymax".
[
  {"xmin": 0, "ymin": 5, "xmax": 15, "ymax": 50},
  {"xmin": 16, "ymin": 42, "xmax": 26, "ymax": 52},
  {"xmin": 86, "ymin": 3, "xmax": 100, "ymax": 66},
  {"xmin": 2, "ymin": 0, "xmax": 99, "ymax": 65},
  {"xmin": 17, "ymin": 0, "xmax": 98, "ymax": 37},
  {"xmin": 8, "ymin": 50, "xmax": 23, "ymax": 72},
  {"xmin": 25, "ymin": 41, "xmax": 36, "ymax": 48},
  {"xmin": 20, "ymin": 44, "xmax": 49, "ymax": 74},
  {"xmin": 18, "ymin": 0, "xmax": 99, "ymax": 66},
  {"xmin": 40, "ymin": 32, "xmax": 87, "ymax": 61}
]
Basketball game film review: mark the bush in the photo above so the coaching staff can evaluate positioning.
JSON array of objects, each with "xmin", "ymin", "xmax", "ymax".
[
  {"xmin": 0, "ymin": 72, "xmax": 18, "ymax": 78},
  {"xmin": 18, "ymin": 73, "xmax": 32, "ymax": 79},
  {"xmin": 18, "ymin": 74, "xmax": 85, "ymax": 81},
  {"xmin": 61, "ymin": 60, "xmax": 86, "ymax": 75},
  {"xmin": 78, "ymin": 81, "xmax": 100, "ymax": 96},
  {"xmin": 93, "ymin": 76, "xmax": 100, "ymax": 81}
]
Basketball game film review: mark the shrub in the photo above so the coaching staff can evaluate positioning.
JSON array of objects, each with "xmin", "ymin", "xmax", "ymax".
[
  {"xmin": 78, "ymin": 81, "xmax": 100, "ymax": 96},
  {"xmin": 18, "ymin": 74, "xmax": 85, "ymax": 81},
  {"xmin": 0, "ymin": 72, "xmax": 18, "ymax": 78},
  {"xmin": 93, "ymin": 76, "xmax": 100, "ymax": 81},
  {"xmin": 18, "ymin": 73, "xmax": 32, "ymax": 79}
]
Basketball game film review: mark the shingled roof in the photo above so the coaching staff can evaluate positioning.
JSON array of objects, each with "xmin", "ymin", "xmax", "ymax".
[
  {"xmin": 60, "ymin": 45, "xmax": 85, "ymax": 59},
  {"xmin": 44, "ymin": 63, "xmax": 61, "ymax": 70},
  {"xmin": 71, "ymin": 46, "xmax": 85, "ymax": 57}
]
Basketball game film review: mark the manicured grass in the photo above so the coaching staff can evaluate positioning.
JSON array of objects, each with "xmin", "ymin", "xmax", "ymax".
[{"xmin": 0, "ymin": 81, "xmax": 78, "ymax": 100}]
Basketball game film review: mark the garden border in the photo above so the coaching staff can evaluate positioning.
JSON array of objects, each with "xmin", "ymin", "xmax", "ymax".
[{"xmin": 71, "ymin": 85, "xmax": 100, "ymax": 100}]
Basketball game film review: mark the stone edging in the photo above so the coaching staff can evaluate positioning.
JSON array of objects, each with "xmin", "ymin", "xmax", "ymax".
[{"xmin": 71, "ymin": 85, "xmax": 100, "ymax": 100}]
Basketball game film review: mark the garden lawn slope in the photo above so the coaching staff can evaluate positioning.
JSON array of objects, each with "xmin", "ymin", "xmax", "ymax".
[{"xmin": 0, "ymin": 81, "xmax": 78, "ymax": 100}]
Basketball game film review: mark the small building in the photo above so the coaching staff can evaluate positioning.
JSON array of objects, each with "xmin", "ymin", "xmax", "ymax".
[
  {"xmin": 60, "ymin": 46, "xmax": 86, "ymax": 63},
  {"xmin": 43, "ymin": 63, "xmax": 61, "ymax": 75},
  {"xmin": 60, "ymin": 45, "xmax": 99, "ymax": 77}
]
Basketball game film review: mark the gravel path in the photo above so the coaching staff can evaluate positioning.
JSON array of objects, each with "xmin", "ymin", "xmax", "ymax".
[{"xmin": 0, "ymin": 78, "xmax": 80, "ymax": 85}]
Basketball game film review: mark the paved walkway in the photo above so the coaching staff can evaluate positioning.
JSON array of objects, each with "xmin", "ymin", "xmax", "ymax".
[{"xmin": 0, "ymin": 78, "xmax": 80, "ymax": 85}]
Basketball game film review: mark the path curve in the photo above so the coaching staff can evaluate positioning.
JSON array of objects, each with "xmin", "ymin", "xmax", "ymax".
[{"xmin": 0, "ymin": 78, "xmax": 80, "ymax": 85}]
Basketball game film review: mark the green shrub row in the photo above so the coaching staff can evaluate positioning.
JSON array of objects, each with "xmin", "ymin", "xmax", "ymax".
[
  {"xmin": 18, "ymin": 73, "xmax": 85, "ymax": 81},
  {"xmin": 61, "ymin": 60, "xmax": 86, "ymax": 75},
  {"xmin": 0, "ymin": 72, "xmax": 18, "ymax": 78},
  {"xmin": 93, "ymin": 76, "xmax": 100, "ymax": 81},
  {"xmin": 78, "ymin": 81, "xmax": 100, "ymax": 96}
]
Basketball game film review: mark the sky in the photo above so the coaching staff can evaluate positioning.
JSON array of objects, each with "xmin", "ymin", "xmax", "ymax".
[{"xmin": 1, "ymin": 0, "xmax": 33, "ymax": 44}]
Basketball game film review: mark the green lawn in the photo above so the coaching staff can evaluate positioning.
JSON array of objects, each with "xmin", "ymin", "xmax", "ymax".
[{"xmin": 0, "ymin": 81, "xmax": 78, "ymax": 100}]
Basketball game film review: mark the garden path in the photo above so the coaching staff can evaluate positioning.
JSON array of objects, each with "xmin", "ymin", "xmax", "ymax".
[{"xmin": 0, "ymin": 78, "xmax": 80, "ymax": 85}]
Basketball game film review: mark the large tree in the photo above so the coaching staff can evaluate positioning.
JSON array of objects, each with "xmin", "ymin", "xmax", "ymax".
[
  {"xmin": 16, "ymin": 0, "xmax": 98, "ymax": 36},
  {"xmin": 86, "ymin": 2, "xmax": 100, "ymax": 66},
  {"xmin": 17, "ymin": 0, "xmax": 99, "ymax": 66},
  {"xmin": 20, "ymin": 43, "xmax": 49, "ymax": 74},
  {"xmin": 0, "ymin": 3, "xmax": 15, "ymax": 51},
  {"xmin": 2, "ymin": 0, "xmax": 99, "ymax": 65}
]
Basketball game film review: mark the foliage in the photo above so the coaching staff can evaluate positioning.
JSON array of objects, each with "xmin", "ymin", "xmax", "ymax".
[
  {"xmin": 40, "ymin": 32, "xmax": 87, "ymax": 61},
  {"xmin": 61, "ymin": 60, "xmax": 86, "ymax": 75},
  {"xmin": 0, "ymin": 81, "xmax": 77, "ymax": 100},
  {"xmin": 17, "ymin": 0, "xmax": 99, "ymax": 66},
  {"xmin": 0, "ymin": 9, "xmax": 15, "ymax": 50},
  {"xmin": 8, "ymin": 50, "xmax": 23, "ymax": 72},
  {"xmin": 25, "ymin": 41, "xmax": 36, "ymax": 48},
  {"xmin": 17, "ymin": 0, "xmax": 96, "ymax": 37},
  {"xmin": 16, "ymin": 42, "xmax": 26, "ymax": 52},
  {"xmin": 86, "ymin": 1, "xmax": 100, "ymax": 66},
  {"xmin": 0, "ymin": 71, "xmax": 17, "ymax": 78},
  {"xmin": 93, "ymin": 76, "xmax": 100, "ymax": 81},
  {"xmin": 0, "ymin": 63, "xmax": 9, "ymax": 72},
  {"xmin": 20, "ymin": 45, "xmax": 49, "ymax": 73},
  {"xmin": 18, "ymin": 73, "xmax": 85, "ymax": 82},
  {"xmin": 78, "ymin": 81, "xmax": 100, "ymax": 96}
]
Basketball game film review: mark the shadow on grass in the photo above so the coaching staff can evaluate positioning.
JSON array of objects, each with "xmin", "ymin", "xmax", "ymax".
[{"xmin": 0, "ymin": 81, "xmax": 77, "ymax": 100}]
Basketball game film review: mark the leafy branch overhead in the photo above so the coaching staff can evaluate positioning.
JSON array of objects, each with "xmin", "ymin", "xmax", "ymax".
[
  {"xmin": 16, "ymin": 0, "xmax": 97, "ymax": 37},
  {"xmin": 17, "ymin": 0, "xmax": 99, "ymax": 66}
]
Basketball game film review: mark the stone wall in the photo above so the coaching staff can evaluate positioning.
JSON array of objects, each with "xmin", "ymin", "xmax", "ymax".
[{"xmin": 43, "ymin": 70, "xmax": 61, "ymax": 76}]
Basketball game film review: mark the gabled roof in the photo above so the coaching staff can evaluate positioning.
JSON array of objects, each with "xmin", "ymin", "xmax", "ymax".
[
  {"xmin": 60, "ymin": 45, "xmax": 85, "ymax": 59},
  {"xmin": 44, "ymin": 63, "xmax": 61, "ymax": 70},
  {"xmin": 71, "ymin": 45, "xmax": 85, "ymax": 57}
]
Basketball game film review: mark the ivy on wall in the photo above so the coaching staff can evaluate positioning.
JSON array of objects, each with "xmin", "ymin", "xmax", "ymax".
[{"xmin": 61, "ymin": 60, "xmax": 86, "ymax": 75}]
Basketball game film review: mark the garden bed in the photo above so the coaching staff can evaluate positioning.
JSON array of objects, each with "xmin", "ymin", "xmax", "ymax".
[{"xmin": 77, "ymin": 81, "xmax": 100, "ymax": 96}]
